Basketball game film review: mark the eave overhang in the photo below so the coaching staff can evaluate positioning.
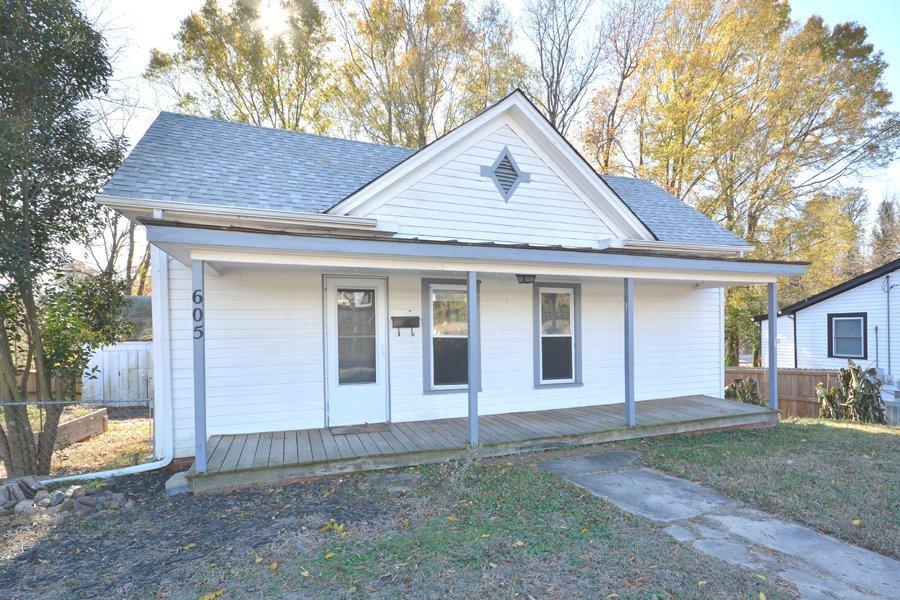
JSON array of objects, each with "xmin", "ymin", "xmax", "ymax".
[
  {"xmin": 98, "ymin": 194, "xmax": 389, "ymax": 235},
  {"xmin": 143, "ymin": 220, "xmax": 807, "ymax": 284}
]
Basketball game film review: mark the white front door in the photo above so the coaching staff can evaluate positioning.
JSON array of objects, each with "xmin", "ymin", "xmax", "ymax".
[{"xmin": 324, "ymin": 277, "xmax": 389, "ymax": 426}]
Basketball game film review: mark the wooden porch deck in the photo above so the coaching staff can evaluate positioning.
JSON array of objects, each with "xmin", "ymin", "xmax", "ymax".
[{"xmin": 187, "ymin": 395, "xmax": 776, "ymax": 491}]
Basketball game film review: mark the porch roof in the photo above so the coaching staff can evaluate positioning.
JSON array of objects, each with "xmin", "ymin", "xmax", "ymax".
[{"xmin": 145, "ymin": 219, "xmax": 806, "ymax": 284}]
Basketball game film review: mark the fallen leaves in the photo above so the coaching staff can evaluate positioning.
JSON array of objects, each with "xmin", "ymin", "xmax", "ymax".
[
  {"xmin": 320, "ymin": 520, "xmax": 346, "ymax": 536},
  {"xmin": 324, "ymin": 550, "xmax": 336, "ymax": 559},
  {"xmin": 197, "ymin": 590, "xmax": 224, "ymax": 600},
  {"xmin": 851, "ymin": 519, "xmax": 863, "ymax": 527}
]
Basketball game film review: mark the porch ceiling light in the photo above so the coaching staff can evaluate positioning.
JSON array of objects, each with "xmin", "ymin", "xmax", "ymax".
[{"xmin": 516, "ymin": 274, "xmax": 536, "ymax": 284}]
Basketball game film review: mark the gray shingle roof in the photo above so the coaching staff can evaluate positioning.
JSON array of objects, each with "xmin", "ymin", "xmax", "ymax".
[
  {"xmin": 103, "ymin": 112, "xmax": 415, "ymax": 212},
  {"xmin": 601, "ymin": 175, "xmax": 748, "ymax": 247},
  {"xmin": 105, "ymin": 111, "xmax": 748, "ymax": 247}
]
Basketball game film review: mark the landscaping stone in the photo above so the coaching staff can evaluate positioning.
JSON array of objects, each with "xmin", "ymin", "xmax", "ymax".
[
  {"xmin": 66, "ymin": 485, "xmax": 85, "ymax": 498},
  {"xmin": 33, "ymin": 490, "xmax": 50, "ymax": 503},
  {"xmin": 14, "ymin": 500, "xmax": 36, "ymax": 515},
  {"xmin": 108, "ymin": 492, "xmax": 127, "ymax": 509},
  {"xmin": 21, "ymin": 476, "xmax": 43, "ymax": 495},
  {"xmin": 0, "ymin": 477, "xmax": 44, "ymax": 503},
  {"xmin": 46, "ymin": 499, "xmax": 74, "ymax": 516},
  {"xmin": 360, "ymin": 470, "xmax": 424, "ymax": 493},
  {"xmin": 48, "ymin": 490, "xmax": 66, "ymax": 507},
  {"xmin": 76, "ymin": 495, "xmax": 97, "ymax": 508}
]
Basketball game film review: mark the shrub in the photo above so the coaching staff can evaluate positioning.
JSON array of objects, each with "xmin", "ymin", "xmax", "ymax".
[
  {"xmin": 817, "ymin": 361, "xmax": 886, "ymax": 424},
  {"xmin": 724, "ymin": 377, "xmax": 766, "ymax": 406}
]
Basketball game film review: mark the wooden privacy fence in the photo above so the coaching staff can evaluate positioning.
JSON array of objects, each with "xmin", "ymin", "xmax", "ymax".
[
  {"xmin": 17, "ymin": 372, "xmax": 82, "ymax": 401},
  {"xmin": 725, "ymin": 367, "xmax": 840, "ymax": 418}
]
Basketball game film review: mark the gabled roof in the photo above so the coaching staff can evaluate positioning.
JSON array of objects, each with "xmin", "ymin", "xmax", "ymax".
[
  {"xmin": 102, "ymin": 94, "xmax": 748, "ymax": 248},
  {"xmin": 756, "ymin": 257, "xmax": 900, "ymax": 321}
]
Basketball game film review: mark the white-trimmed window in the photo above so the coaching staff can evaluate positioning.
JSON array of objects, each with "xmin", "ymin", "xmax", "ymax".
[
  {"xmin": 429, "ymin": 283, "xmax": 468, "ymax": 388},
  {"xmin": 828, "ymin": 313, "xmax": 866, "ymax": 359},
  {"xmin": 535, "ymin": 286, "xmax": 580, "ymax": 384}
]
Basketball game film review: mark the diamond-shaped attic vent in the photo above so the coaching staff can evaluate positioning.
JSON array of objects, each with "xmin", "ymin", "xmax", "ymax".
[{"xmin": 480, "ymin": 147, "xmax": 531, "ymax": 201}]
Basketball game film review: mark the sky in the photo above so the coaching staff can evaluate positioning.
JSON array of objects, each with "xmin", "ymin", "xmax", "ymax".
[{"xmin": 85, "ymin": 0, "xmax": 900, "ymax": 236}]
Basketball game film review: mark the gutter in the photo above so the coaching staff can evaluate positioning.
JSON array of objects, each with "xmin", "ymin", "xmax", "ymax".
[{"xmin": 617, "ymin": 239, "xmax": 754, "ymax": 258}]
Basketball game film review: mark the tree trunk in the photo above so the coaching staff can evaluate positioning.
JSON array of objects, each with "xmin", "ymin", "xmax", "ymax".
[{"xmin": 725, "ymin": 329, "xmax": 740, "ymax": 366}]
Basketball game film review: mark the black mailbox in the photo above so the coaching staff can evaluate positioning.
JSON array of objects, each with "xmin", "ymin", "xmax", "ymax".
[{"xmin": 391, "ymin": 316, "xmax": 421, "ymax": 329}]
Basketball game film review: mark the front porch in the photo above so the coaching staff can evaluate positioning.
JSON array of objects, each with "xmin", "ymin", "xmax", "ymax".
[{"xmin": 187, "ymin": 395, "xmax": 776, "ymax": 491}]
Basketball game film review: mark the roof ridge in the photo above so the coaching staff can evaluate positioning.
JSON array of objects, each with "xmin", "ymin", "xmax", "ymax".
[{"xmin": 156, "ymin": 111, "xmax": 415, "ymax": 153}]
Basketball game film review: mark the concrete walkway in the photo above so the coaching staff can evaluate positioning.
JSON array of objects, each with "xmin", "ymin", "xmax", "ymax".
[{"xmin": 539, "ymin": 451, "xmax": 900, "ymax": 600}]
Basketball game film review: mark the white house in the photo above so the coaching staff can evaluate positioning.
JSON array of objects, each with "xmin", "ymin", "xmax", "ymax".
[
  {"xmin": 759, "ymin": 258, "xmax": 900, "ymax": 402},
  {"xmin": 99, "ymin": 91, "xmax": 805, "ymax": 486}
]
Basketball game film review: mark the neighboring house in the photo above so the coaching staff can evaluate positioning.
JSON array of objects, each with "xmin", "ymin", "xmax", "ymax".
[
  {"xmin": 759, "ymin": 259, "xmax": 900, "ymax": 402},
  {"xmin": 98, "ymin": 91, "xmax": 804, "ymax": 477}
]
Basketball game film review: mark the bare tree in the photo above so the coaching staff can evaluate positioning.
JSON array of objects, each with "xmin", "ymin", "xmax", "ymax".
[
  {"xmin": 583, "ymin": 0, "xmax": 659, "ymax": 171},
  {"xmin": 86, "ymin": 208, "xmax": 150, "ymax": 294},
  {"xmin": 523, "ymin": 0, "xmax": 603, "ymax": 135}
]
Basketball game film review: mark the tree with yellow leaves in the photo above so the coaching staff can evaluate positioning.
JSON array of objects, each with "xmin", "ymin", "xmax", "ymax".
[{"xmin": 583, "ymin": 0, "xmax": 899, "ymax": 362}]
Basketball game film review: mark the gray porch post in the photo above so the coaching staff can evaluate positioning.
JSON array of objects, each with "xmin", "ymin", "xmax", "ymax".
[
  {"xmin": 467, "ymin": 271, "xmax": 480, "ymax": 445},
  {"xmin": 192, "ymin": 260, "xmax": 208, "ymax": 473},
  {"xmin": 767, "ymin": 281, "xmax": 778, "ymax": 411},
  {"xmin": 624, "ymin": 278, "xmax": 636, "ymax": 426}
]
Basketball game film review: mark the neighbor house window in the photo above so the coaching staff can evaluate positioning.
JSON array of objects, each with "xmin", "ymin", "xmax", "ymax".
[
  {"xmin": 534, "ymin": 285, "xmax": 581, "ymax": 385},
  {"xmin": 827, "ymin": 313, "xmax": 867, "ymax": 359},
  {"xmin": 428, "ymin": 283, "xmax": 468, "ymax": 388}
]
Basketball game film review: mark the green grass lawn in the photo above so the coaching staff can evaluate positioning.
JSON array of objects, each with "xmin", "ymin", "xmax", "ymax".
[
  {"xmin": 620, "ymin": 418, "xmax": 899, "ymax": 559},
  {"xmin": 230, "ymin": 463, "xmax": 791, "ymax": 598}
]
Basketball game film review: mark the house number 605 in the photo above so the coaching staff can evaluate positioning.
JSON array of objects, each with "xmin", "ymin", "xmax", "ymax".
[{"xmin": 192, "ymin": 289, "xmax": 204, "ymax": 339}]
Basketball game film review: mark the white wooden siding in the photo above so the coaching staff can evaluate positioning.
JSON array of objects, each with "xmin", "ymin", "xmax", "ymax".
[
  {"xmin": 761, "ymin": 276, "xmax": 895, "ymax": 377},
  {"xmin": 758, "ymin": 315, "xmax": 795, "ymax": 369},
  {"xmin": 367, "ymin": 124, "xmax": 617, "ymax": 248},
  {"xmin": 388, "ymin": 274, "xmax": 723, "ymax": 421},
  {"xmin": 165, "ymin": 264, "xmax": 725, "ymax": 457},
  {"xmin": 168, "ymin": 263, "xmax": 325, "ymax": 457}
]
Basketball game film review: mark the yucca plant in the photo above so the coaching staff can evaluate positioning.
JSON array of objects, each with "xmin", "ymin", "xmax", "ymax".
[{"xmin": 816, "ymin": 361, "xmax": 886, "ymax": 424}]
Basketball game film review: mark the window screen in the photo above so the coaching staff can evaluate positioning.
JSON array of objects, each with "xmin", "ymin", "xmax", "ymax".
[
  {"xmin": 431, "ymin": 287, "xmax": 468, "ymax": 386},
  {"xmin": 830, "ymin": 315, "xmax": 865, "ymax": 358},
  {"xmin": 539, "ymin": 289, "xmax": 574, "ymax": 382}
]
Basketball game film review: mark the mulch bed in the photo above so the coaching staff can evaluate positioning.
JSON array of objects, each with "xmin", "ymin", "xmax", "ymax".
[{"xmin": 0, "ymin": 469, "xmax": 408, "ymax": 599}]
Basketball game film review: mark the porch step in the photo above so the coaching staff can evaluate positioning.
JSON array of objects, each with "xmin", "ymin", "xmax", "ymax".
[{"xmin": 185, "ymin": 401, "xmax": 777, "ymax": 493}]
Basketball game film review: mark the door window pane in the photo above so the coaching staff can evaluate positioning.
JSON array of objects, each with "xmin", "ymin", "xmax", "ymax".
[{"xmin": 337, "ymin": 289, "xmax": 376, "ymax": 384}]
